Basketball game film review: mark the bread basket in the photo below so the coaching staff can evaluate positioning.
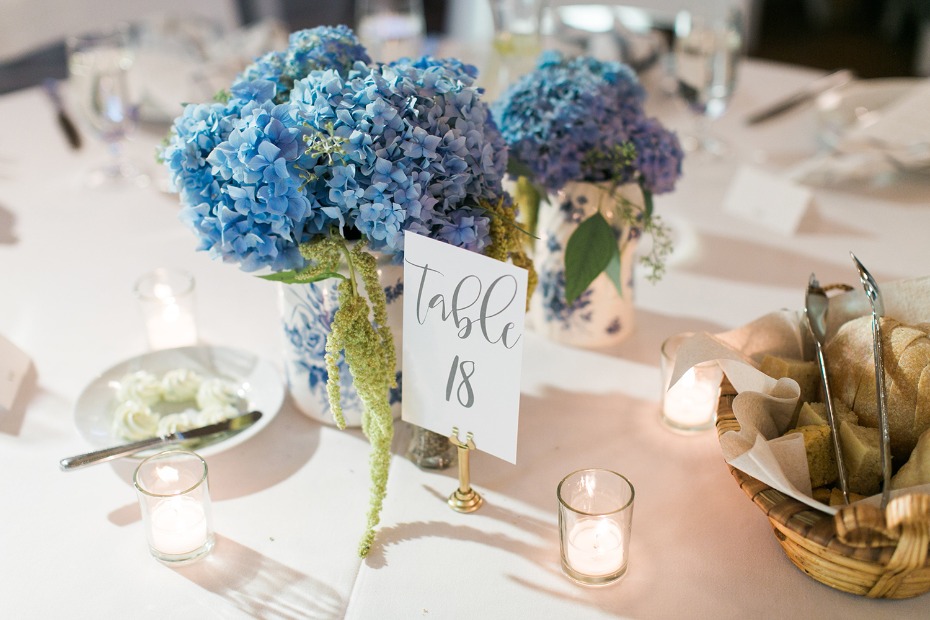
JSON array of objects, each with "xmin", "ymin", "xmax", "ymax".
[{"xmin": 716, "ymin": 378, "xmax": 930, "ymax": 598}]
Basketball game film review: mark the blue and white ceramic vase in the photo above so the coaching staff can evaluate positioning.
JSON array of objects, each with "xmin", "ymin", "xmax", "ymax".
[
  {"xmin": 279, "ymin": 255, "xmax": 404, "ymax": 427},
  {"xmin": 529, "ymin": 181, "xmax": 640, "ymax": 348}
]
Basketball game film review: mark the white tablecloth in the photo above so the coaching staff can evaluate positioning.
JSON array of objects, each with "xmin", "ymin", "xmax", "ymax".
[{"xmin": 1, "ymin": 53, "xmax": 929, "ymax": 619}]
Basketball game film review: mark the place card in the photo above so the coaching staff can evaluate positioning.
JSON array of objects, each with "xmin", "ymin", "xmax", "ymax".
[
  {"xmin": 723, "ymin": 165, "xmax": 811, "ymax": 235},
  {"xmin": 0, "ymin": 333, "xmax": 31, "ymax": 414},
  {"xmin": 402, "ymin": 233, "xmax": 528, "ymax": 464}
]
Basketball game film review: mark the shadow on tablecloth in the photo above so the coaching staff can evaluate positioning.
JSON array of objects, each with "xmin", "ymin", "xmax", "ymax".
[{"xmin": 175, "ymin": 534, "xmax": 345, "ymax": 620}]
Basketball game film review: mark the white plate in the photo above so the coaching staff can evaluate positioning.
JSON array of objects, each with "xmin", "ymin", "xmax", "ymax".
[{"xmin": 74, "ymin": 346, "xmax": 284, "ymax": 457}]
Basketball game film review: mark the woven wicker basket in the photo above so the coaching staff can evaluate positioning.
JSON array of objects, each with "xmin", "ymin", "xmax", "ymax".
[{"xmin": 716, "ymin": 379, "xmax": 930, "ymax": 598}]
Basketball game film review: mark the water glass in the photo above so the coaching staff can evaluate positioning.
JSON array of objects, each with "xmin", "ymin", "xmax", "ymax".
[
  {"xmin": 66, "ymin": 25, "xmax": 145, "ymax": 186},
  {"xmin": 558, "ymin": 468, "xmax": 634, "ymax": 586},
  {"xmin": 673, "ymin": 6, "xmax": 743, "ymax": 156},
  {"xmin": 134, "ymin": 450, "xmax": 215, "ymax": 565},
  {"xmin": 356, "ymin": 0, "xmax": 425, "ymax": 62}
]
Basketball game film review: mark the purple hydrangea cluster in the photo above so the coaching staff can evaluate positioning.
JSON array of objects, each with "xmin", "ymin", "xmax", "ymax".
[
  {"xmin": 492, "ymin": 51, "xmax": 683, "ymax": 194},
  {"xmin": 291, "ymin": 58, "xmax": 505, "ymax": 254},
  {"xmin": 162, "ymin": 26, "xmax": 510, "ymax": 272}
]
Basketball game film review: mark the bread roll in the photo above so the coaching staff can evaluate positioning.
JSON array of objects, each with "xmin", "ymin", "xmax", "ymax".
[
  {"xmin": 796, "ymin": 400, "xmax": 857, "ymax": 428},
  {"xmin": 825, "ymin": 316, "xmax": 930, "ymax": 461},
  {"xmin": 838, "ymin": 420, "xmax": 882, "ymax": 496},
  {"xmin": 828, "ymin": 487, "xmax": 866, "ymax": 506},
  {"xmin": 786, "ymin": 425, "xmax": 837, "ymax": 488},
  {"xmin": 891, "ymin": 427, "xmax": 930, "ymax": 490}
]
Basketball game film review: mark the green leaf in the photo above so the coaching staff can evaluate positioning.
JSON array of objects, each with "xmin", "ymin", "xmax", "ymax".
[
  {"xmin": 604, "ymin": 249, "xmax": 624, "ymax": 297},
  {"xmin": 258, "ymin": 270, "xmax": 345, "ymax": 285},
  {"xmin": 564, "ymin": 212, "xmax": 619, "ymax": 304}
]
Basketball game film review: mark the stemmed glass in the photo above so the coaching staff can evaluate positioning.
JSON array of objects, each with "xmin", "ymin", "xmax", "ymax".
[
  {"xmin": 66, "ymin": 25, "xmax": 146, "ymax": 187},
  {"xmin": 673, "ymin": 6, "xmax": 743, "ymax": 157},
  {"xmin": 486, "ymin": 0, "xmax": 545, "ymax": 100},
  {"xmin": 356, "ymin": 0, "xmax": 426, "ymax": 62}
]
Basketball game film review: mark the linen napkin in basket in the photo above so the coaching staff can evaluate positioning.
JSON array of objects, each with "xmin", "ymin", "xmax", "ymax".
[{"xmin": 669, "ymin": 275, "xmax": 930, "ymax": 515}]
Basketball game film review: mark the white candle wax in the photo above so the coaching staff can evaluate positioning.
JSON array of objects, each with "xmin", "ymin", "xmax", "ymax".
[
  {"xmin": 663, "ymin": 367, "xmax": 718, "ymax": 426},
  {"xmin": 149, "ymin": 496, "xmax": 208, "ymax": 555},
  {"xmin": 566, "ymin": 519, "xmax": 624, "ymax": 576},
  {"xmin": 145, "ymin": 302, "xmax": 197, "ymax": 349}
]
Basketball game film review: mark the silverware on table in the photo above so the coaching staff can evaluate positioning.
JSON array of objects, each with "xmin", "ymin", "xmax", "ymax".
[
  {"xmin": 59, "ymin": 410, "xmax": 262, "ymax": 471},
  {"xmin": 745, "ymin": 69, "xmax": 854, "ymax": 125},
  {"xmin": 41, "ymin": 78, "xmax": 82, "ymax": 150},
  {"xmin": 850, "ymin": 253, "xmax": 892, "ymax": 508},
  {"xmin": 805, "ymin": 273, "xmax": 850, "ymax": 504}
]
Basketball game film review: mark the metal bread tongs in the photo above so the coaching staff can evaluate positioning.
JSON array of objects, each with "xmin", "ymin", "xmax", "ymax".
[
  {"xmin": 805, "ymin": 274, "xmax": 850, "ymax": 504},
  {"xmin": 850, "ymin": 253, "xmax": 892, "ymax": 508}
]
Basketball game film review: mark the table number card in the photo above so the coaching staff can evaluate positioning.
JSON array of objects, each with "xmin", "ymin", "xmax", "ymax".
[{"xmin": 402, "ymin": 233, "xmax": 528, "ymax": 464}]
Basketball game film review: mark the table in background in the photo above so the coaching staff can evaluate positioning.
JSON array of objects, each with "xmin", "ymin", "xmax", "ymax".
[{"xmin": 1, "ymin": 54, "xmax": 928, "ymax": 619}]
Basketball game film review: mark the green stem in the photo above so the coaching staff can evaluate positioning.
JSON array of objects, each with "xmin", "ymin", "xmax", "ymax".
[{"xmin": 338, "ymin": 240, "xmax": 359, "ymax": 298}]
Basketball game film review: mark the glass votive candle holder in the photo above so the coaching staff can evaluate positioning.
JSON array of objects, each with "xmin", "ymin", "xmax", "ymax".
[
  {"xmin": 557, "ymin": 468, "xmax": 634, "ymax": 586},
  {"xmin": 133, "ymin": 450, "xmax": 214, "ymax": 565},
  {"xmin": 133, "ymin": 268, "xmax": 198, "ymax": 350},
  {"xmin": 660, "ymin": 332, "xmax": 723, "ymax": 433}
]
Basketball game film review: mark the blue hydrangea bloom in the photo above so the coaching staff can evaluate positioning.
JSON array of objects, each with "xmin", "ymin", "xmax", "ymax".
[
  {"xmin": 492, "ymin": 51, "xmax": 682, "ymax": 194},
  {"xmin": 162, "ymin": 26, "xmax": 513, "ymax": 273},
  {"xmin": 237, "ymin": 51, "xmax": 289, "ymax": 102},
  {"xmin": 167, "ymin": 97, "xmax": 315, "ymax": 272},
  {"xmin": 236, "ymin": 25, "xmax": 370, "ymax": 105},
  {"xmin": 285, "ymin": 25, "xmax": 370, "ymax": 81}
]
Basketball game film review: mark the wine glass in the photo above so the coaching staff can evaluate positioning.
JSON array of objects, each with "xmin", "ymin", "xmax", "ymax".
[
  {"xmin": 356, "ymin": 0, "xmax": 426, "ymax": 62},
  {"xmin": 673, "ymin": 7, "xmax": 743, "ymax": 157},
  {"xmin": 66, "ymin": 25, "xmax": 146, "ymax": 187},
  {"xmin": 486, "ymin": 0, "xmax": 545, "ymax": 100}
]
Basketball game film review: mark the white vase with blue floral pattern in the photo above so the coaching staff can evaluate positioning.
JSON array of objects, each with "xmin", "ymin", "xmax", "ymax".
[
  {"xmin": 529, "ymin": 181, "xmax": 640, "ymax": 348},
  {"xmin": 279, "ymin": 256, "xmax": 404, "ymax": 427}
]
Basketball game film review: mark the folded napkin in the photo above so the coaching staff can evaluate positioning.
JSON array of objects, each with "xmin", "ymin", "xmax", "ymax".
[
  {"xmin": 672, "ymin": 275, "xmax": 930, "ymax": 514},
  {"xmin": 790, "ymin": 79, "xmax": 930, "ymax": 185}
]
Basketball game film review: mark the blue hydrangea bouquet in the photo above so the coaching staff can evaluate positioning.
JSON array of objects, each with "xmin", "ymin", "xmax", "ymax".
[
  {"xmin": 492, "ymin": 51, "xmax": 684, "ymax": 304},
  {"xmin": 160, "ymin": 26, "xmax": 531, "ymax": 556}
]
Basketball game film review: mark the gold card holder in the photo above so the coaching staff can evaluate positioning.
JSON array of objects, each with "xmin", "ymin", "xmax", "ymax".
[{"xmin": 448, "ymin": 427, "xmax": 483, "ymax": 513}]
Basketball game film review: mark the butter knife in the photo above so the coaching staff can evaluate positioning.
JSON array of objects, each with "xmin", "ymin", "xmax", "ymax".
[
  {"xmin": 850, "ymin": 253, "xmax": 891, "ymax": 508},
  {"xmin": 42, "ymin": 79, "xmax": 82, "ymax": 150},
  {"xmin": 746, "ymin": 69, "xmax": 854, "ymax": 125},
  {"xmin": 805, "ymin": 274, "xmax": 850, "ymax": 504},
  {"xmin": 59, "ymin": 410, "xmax": 262, "ymax": 471}
]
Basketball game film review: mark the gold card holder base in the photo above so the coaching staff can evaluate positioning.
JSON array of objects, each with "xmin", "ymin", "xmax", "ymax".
[{"xmin": 448, "ymin": 427, "xmax": 483, "ymax": 513}]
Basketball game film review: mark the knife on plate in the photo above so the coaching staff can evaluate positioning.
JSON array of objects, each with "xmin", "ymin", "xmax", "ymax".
[
  {"xmin": 746, "ymin": 69, "xmax": 854, "ymax": 126},
  {"xmin": 59, "ymin": 410, "xmax": 262, "ymax": 471}
]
